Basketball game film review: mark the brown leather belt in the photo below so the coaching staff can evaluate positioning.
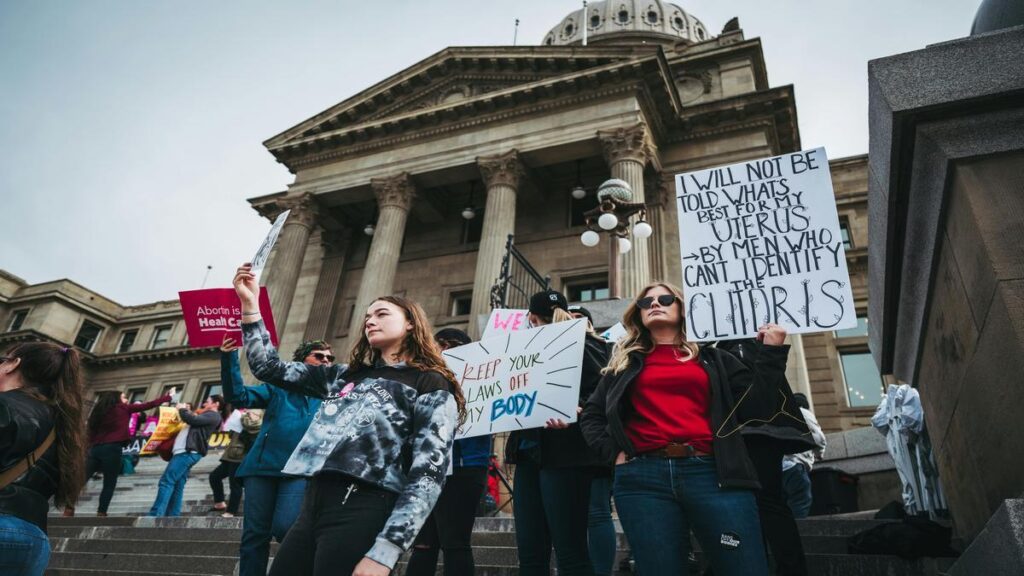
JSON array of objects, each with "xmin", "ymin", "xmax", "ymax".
[{"xmin": 640, "ymin": 442, "xmax": 712, "ymax": 459}]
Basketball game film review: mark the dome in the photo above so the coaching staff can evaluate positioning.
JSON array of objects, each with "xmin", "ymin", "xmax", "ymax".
[{"xmin": 542, "ymin": 1, "xmax": 710, "ymax": 47}]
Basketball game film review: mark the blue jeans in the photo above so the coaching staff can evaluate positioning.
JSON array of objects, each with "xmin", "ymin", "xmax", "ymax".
[
  {"xmin": 239, "ymin": 476, "xmax": 307, "ymax": 576},
  {"xmin": 783, "ymin": 465, "xmax": 813, "ymax": 519},
  {"xmin": 513, "ymin": 459, "xmax": 594, "ymax": 576},
  {"xmin": 613, "ymin": 456, "xmax": 767, "ymax": 576},
  {"xmin": 588, "ymin": 475, "xmax": 616, "ymax": 576},
  {"xmin": 148, "ymin": 452, "xmax": 202, "ymax": 517},
  {"xmin": 0, "ymin": 514, "xmax": 50, "ymax": 576}
]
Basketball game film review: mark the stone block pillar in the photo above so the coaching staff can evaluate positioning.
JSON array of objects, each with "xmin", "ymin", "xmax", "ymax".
[
  {"xmin": 599, "ymin": 124, "xmax": 655, "ymax": 298},
  {"xmin": 304, "ymin": 229, "xmax": 352, "ymax": 342},
  {"xmin": 262, "ymin": 193, "xmax": 318, "ymax": 336},
  {"xmin": 347, "ymin": 173, "xmax": 416, "ymax": 341},
  {"xmin": 468, "ymin": 150, "xmax": 523, "ymax": 340}
]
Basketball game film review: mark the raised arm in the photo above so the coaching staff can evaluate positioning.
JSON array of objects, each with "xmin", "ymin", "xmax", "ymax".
[
  {"xmin": 127, "ymin": 391, "xmax": 173, "ymax": 413},
  {"xmin": 221, "ymin": 349, "xmax": 271, "ymax": 409},
  {"xmin": 364, "ymin": 377, "xmax": 457, "ymax": 570},
  {"xmin": 178, "ymin": 408, "xmax": 221, "ymax": 429}
]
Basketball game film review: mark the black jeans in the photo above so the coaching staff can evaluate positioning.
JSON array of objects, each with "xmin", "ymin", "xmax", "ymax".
[
  {"xmin": 513, "ymin": 459, "xmax": 594, "ymax": 576},
  {"xmin": 86, "ymin": 442, "xmax": 123, "ymax": 514},
  {"xmin": 209, "ymin": 461, "xmax": 243, "ymax": 514},
  {"xmin": 745, "ymin": 435, "xmax": 808, "ymax": 576},
  {"xmin": 268, "ymin": 475, "xmax": 397, "ymax": 576},
  {"xmin": 405, "ymin": 466, "xmax": 488, "ymax": 576}
]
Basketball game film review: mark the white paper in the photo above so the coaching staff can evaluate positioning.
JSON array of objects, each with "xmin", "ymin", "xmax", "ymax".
[
  {"xmin": 599, "ymin": 322, "xmax": 627, "ymax": 343},
  {"xmin": 251, "ymin": 209, "xmax": 290, "ymax": 272},
  {"xmin": 444, "ymin": 319, "xmax": 587, "ymax": 439},
  {"xmin": 674, "ymin": 147, "xmax": 856, "ymax": 341}
]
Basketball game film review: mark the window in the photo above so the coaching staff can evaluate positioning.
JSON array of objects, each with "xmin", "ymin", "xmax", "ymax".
[
  {"xmin": 151, "ymin": 325, "xmax": 172, "ymax": 349},
  {"xmin": 841, "ymin": 352, "xmax": 885, "ymax": 408},
  {"xmin": 647, "ymin": 11, "xmax": 658, "ymax": 24},
  {"xmin": 839, "ymin": 217, "xmax": 853, "ymax": 250},
  {"xmin": 673, "ymin": 16, "xmax": 685, "ymax": 29},
  {"xmin": 74, "ymin": 320, "xmax": 103, "ymax": 352},
  {"xmin": 127, "ymin": 388, "xmax": 149, "ymax": 404},
  {"xmin": 7, "ymin": 309, "xmax": 28, "ymax": 332},
  {"xmin": 590, "ymin": 15, "xmax": 600, "ymax": 27},
  {"xmin": 566, "ymin": 277, "xmax": 609, "ymax": 302},
  {"xmin": 118, "ymin": 330, "xmax": 138, "ymax": 353},
  {"xmin": 161, "ymin": 384, "xmax": 178, "ymax": 399},
  {"xmin": 199, "ymin": 381, "xmax": 223, "ymax": 404},
  {"xmin": 449, "ymin": 290, "xmax": 473, "ymax": 317},
  {"xmin": 618, "ymin": 10, "xmax": 629, "ymax": 24},
  {"xmin": 835, "ymin": 316, "xmax": 868, "ymax": 338}
]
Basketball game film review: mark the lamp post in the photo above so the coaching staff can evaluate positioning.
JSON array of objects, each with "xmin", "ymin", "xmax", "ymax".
[{"xmin": 579, "ymin": 178, "xmax": 653, "ymax": 298}]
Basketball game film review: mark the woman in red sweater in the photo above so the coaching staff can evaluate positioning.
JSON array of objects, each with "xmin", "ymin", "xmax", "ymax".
[
  {"xmin": 580, "ymin": 282, "xmax": 790, "ymax": 576},
  {"xmin": 66, "ymin": 388, "xmax": 174, "ymax": 516}
]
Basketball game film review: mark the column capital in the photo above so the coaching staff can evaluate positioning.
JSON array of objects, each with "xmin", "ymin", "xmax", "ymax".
[
  {"xmin": 477, "ymin": 149, "xmax": 524, "ymax": 189},
  {"xmin": 597, "ymin": 124, "xmax": 655, "ymax": 166},
  {"xmin": 371, "ymin": 173, "xmax": 417, "ymax": 211},
  {"xmin": 278, "ymin": 193, "xmax": 320, "ymax": 229}
]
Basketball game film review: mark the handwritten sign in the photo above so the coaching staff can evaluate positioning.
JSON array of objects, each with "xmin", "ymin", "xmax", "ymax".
[
  {"xmin": 140, "ymin": 406, "xmax": 184, "ymax": 455},
  {"xmin": 444, "ymin": 320, "xmax": 587, "ymax": 439},
  {"xmin": 675, "ymin": 148, "xmax": 856, "ymax": 341},
  {"xmin": 179, "ymin": 288, "xmax": 279, "ymax": 348},
  {"xmin": 600, "ymin": 322, "xmax": 627, "ymax": 343},
  {"xmin": 480, "ymin": 308, "xmax": 530, "ymax": 340},
  {"xmin": 251, "ymin": 209, "xmax": 290, "ymax": 272}
]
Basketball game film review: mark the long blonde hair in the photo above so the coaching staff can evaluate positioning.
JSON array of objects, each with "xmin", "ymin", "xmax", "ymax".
[{"xmin": 604, "ymin": 282, "xmax": 700, "ymax": 375}]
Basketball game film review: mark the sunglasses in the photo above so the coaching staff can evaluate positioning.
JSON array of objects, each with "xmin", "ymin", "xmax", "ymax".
[
  {"xmin": 636, "ymin": 294, "xmax": 678, "ymax": 310},
  {"xmin": 311, "ymin": 352, "xmax": 336, "ymax": 363}
]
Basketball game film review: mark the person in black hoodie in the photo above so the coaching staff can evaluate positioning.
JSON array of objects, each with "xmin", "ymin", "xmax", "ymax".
[
  {"xmin": 0, "ymin": 342, "xmax": 87, "ymax": 576},
  {"xmin": 148, "ymin": 395, "xmax": 224, "ymax": 517},
  {"xmin": 506, "ymin": 290, "xmax": 609, "ymax": 576},
  {"xmin": 580, "ymin": 282, "xmax": 789, "ymax": 576}
]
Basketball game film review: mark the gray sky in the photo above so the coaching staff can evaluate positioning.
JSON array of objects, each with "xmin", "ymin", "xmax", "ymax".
[{"xmin": 0, "ymin": 0, "xmax": 980, "ymax": 305}]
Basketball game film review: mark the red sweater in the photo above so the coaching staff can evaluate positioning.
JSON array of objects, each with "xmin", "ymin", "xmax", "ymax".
[
  {"xmin": 624, "ymin": 345, "xmax": 714, "ymax": 454},
  {"xmin": 89, "ymin": 395, "xmax": 171, "ymax": 446}
]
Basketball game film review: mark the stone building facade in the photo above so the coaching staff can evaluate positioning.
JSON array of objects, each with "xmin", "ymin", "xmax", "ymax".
[{"xmin": 0, "ymin": 2, "xmax": 883, "ymax": 432}]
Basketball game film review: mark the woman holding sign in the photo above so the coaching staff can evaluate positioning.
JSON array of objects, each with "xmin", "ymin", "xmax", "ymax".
[
  {"xmin": 233, "ymin": 263, "xmax": 466, "ymax": 576},
  {"xmin": 580, "ymin": 282, "xmax": 789, "ymax": 576},
  {"xmin": 505, "ymin": 289, "xmax": 610, "ymax": 576}
]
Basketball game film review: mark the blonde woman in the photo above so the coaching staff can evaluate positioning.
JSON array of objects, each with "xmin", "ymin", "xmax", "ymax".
[{"xmin": 580, "ymin": 282, "xmax": 788, "ymax": 576}]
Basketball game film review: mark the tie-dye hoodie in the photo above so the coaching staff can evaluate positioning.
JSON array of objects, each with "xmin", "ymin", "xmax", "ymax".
[{"xmin": 241, "ymin": 320, "xmax": 457, "ymax": 569}]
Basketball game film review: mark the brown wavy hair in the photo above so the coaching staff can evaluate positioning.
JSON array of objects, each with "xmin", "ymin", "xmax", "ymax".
[
  {"xmin": 4, "ymin": 341, "xmax": 87, "ymax": 508},
  {"xmin": 604, "ymin": 282, "xmax": 701, "ymax": 375},
  {"xmin": 348, "ymin": 296, "xmax": 467, "ymax": 426}
]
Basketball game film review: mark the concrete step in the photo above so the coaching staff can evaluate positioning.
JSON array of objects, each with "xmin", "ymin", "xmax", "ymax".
[{"xmin": 46, "ymin": 552, "xmax": 237, "ymax": 575}]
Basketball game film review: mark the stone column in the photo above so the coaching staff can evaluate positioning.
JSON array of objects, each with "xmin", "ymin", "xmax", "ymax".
[
  {"xmin": 468, "ymin": 150, "xmax": 524, "ymax": 340},
  {"xmin": 347, "ymin": 173, "xmax": 416, "ymax": 340},
  {"xmin": 303, "ymin": 229, "xmax": 352, "ymax": 342},
  {"xmin": 655, "ymin": 172, "xmax": 683, "ymax": 285},
  {"xmin": 262, "ymin": 193, "xmax": 318, "ymax": 336},
  {"xmin": 599, "ymin": 124, "xmax": 655, "ymax": 298}
]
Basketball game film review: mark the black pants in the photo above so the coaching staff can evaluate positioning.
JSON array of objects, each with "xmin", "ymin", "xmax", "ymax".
[
  {"xmin": 405, "ymin": 466, "xmax": 488, "ymax": 576},
  {"xmin": 268, "ymin": 475, "xmax": 397, "ymax": 576},
  {"xmin": 209, "ymin": 461, "xmax": 243, "ymax": 514},
  {"xmin": 745, "ymin": 435, "xmax": 808, "ymax": 576},
  {"xmin": 513, "ymin": 459, "xmax": 595, "ymax": 576},
  {"xmin": 86, "ymin": 442, "xmax": 123, "ymax": 514}
]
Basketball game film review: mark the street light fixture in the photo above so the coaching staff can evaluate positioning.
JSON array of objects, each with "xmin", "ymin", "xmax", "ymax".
[{"xmin": 579, "ymin": 178, "xmax": 653, "ymax": 298}]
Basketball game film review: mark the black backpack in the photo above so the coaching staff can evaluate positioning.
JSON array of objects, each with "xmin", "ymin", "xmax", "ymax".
[{"xmin": 847, "ymin": 516, "xmax": 957, "ymax": 559}]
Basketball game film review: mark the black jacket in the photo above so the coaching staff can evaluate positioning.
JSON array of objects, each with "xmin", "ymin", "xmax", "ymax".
[
  {"xmin": 0, "ymin": 390, "xmax": 59, "ymax": 531},
  {"xmin": 505, "ymin": 334, "xmax": 610, "ymax": 469},
  {"xmin": 717, "ymin": 339, "xmax": 816, "ymax": 455},
  {"xmin": 177, "ymin": 409, "xmax": 222, "ymax": 456},
  {"xmin": 580, "ymin": 343, "xmax": 790, "ymax": 490}
]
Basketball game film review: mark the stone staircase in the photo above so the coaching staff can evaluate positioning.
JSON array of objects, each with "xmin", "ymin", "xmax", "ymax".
[{"xmin": 47, "ymin": 454, "xmax": 958, "ymax": 575}]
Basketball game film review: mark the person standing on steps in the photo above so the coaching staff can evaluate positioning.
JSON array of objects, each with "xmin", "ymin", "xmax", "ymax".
[
  {"xmin": 148, "ymin": 395, "xmax": 224, "ymax": 517},
  {"xmin": 783, "ymin": 393, "xmax": 826, "ymax": 519}
]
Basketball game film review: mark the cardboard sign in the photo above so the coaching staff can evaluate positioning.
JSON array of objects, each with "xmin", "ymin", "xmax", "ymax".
[
  {"xmin": 675, "ymin": 147, "xmax": 856, "ymax": 341},
  {"xmin": 139, "ymin": 407, "xmax": 184, "ymax": 455},
  {"xmin": 600, "ymin": 322, "xmax": 627, "ymax": 343},
  {"xmin": 444, "ymin": 319, "xmax": 587, "ymax": 439},
  {"xmin": 480, "ymin": 308, "xmax": 530, "ymax": 340},
  {"xmin": 251, "ymin": 209, "xmax": 290, "ymax": 272},
  {"xmin": 179, "ymin": 288, "xmax": 279, "ymax": 348}
]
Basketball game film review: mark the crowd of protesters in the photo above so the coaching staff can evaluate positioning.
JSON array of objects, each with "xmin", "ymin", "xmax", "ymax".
[{"xmin": 0, "ymin": 261, "xmax": 835, "ymax": 576}]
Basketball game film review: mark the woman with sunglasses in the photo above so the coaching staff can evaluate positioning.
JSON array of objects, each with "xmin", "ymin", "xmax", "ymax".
[
  {"xmin": 505, "ymin": 289, "xmax": 610, "ymax": 576},
  {"xmin": 0, "ymin": 343, "xmax": 87, "ymax": 576},
  {"xmin": 233, "ymin": 263, "xmax": 466, "ymax": 576},
  {"xmin": 580, "ymin": 282, "xmax": 789, "ymax": 576}
]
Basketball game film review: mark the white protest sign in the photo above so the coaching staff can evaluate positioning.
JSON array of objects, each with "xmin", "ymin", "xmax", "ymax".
[
  {"xmin": 480, "ymin": 308, "xmax": 530, "ymax": 340},
  {"xmin": 675, "ymin": 147, "xmax": 856, "ymax": 341},
  {"xmin": 444, "ymin": 319, "xmax": 587, "ymax": 439},
  {"xmin": 251, "ymin": 210, "xmax": 290, "ymax": 272},
  {"xmin": 600, "ymin": 322, "xmax": 627, "ymax": 343}
]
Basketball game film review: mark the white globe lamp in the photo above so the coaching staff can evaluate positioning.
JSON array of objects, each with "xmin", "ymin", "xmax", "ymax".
[
  {"xmin": 598, "ymin": 213, "xmax": 618, "ymax": 230},
  {"xmin": 580, "ymin": 230, "xmax": 600, "ymax": 247},
  {"xmin": 618, "ymin": 238, "xmax": 632, "ymax": 254},
  {"xmin": 633, "ymin": 220, "xmax": 653, "ymax": 239}
]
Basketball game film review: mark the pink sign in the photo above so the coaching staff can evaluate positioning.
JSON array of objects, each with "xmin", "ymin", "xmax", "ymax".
[{"xmin": 178, "ymin": 288, "xmax": 279, "ymax": 348}]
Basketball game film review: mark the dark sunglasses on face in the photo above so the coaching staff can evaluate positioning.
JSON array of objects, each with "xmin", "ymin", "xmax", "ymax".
[
  {"xmin": 311, "ymin": 352, "xmax": 335, "ymax": 363},
  {"xmin": 636, "ymin": 294, "xmax": 678, "ymax": 310}
]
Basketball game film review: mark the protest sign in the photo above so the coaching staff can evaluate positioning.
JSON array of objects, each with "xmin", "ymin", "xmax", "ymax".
[
  {"xmin": 480, "ymin": 308, "xmax": 530, "ymax": 340},
  {"xmin": 675, "ymin": 147, "xmax": 856, "ymax": 341},
  {"xmin": 140, "ymin": 407, "xmax": 184, "ymax": 455},
  {"xmin": 251, "ymin": 209, "xmax": 290, "ymax": 272},
  {"xmin": 444, "ymin": 319, "xmax": 587, "ymax": 439},
  {"xmin": 600, "ymin": 322, "xmax": 627, "ymax": 343},
  {"xmin": 178, "ymin": 288, "xmax": 279, "ymax": 348}
]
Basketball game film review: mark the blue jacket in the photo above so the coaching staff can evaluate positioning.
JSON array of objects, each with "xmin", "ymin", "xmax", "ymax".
[
  {"xmin": 220, "ymin": 351, "xmax": 321, "ymax": 478},
  {"xmin": 453, "ymin": 435, "xmax": 491, "ymax": 468}
]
